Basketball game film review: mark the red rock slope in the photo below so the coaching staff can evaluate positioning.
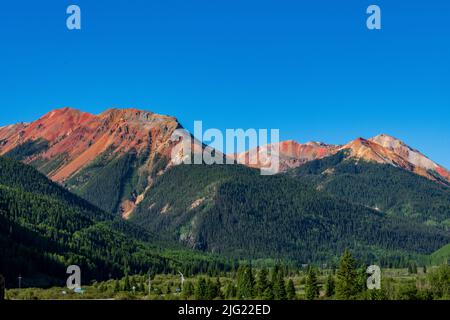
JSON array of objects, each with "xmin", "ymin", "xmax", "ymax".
[
  {"xmin": 0, "ymin": 107, "xmax": 182, "ymax": 182},
  {"xmin": 237, "ymin": 134, "xmax": 450, "ymax": 184}
]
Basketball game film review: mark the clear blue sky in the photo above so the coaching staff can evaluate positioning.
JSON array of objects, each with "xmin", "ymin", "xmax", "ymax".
[{"xmin": 1, "ymin": 0, "xmax": 449, "ymax": 167}]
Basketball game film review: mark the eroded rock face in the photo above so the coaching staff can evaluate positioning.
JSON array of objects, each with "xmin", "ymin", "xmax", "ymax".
[
  {"xmin": 369, "ymin": 134, "xmax": 450, "ymax": 182},
  {"xmin": 340, "ymin": 135, "xmax": 450, "ymax": 183},
  {"xmin": 236, "ymin": 140, "xmax": 339, "ymax": 171},
  {"xmin": 0, "ymin": 107, "xmax": 193, "ymax": 217},
  {"xmin": 0, "ymin": 107, "xmax": 182, "ymax": 182},
  {"xmin": 238, "ymin": 135, "xmax": 450, "ymax": 184}
]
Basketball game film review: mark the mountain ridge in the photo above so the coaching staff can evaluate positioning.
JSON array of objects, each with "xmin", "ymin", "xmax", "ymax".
[
  {"xmin": 238, "ymin": 133, "xmax": 450, "ymax": 184},
  {"xmin": 0, "ymin": 107, "xmax": 189, "ymax": 215},
  {"xmin": 1, "ymin": 107, "xmax": 449, "ymax": 269},
  {"xmin": 0, "ymin": 107, "xmax": 182, "ymax": 181},
  {"xmin": 1, "ymin": 107, "xmax": 449, "ymax": 219}
]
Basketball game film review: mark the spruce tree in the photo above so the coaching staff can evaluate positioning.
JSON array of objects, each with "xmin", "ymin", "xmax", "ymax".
[
  {"xmin": 237, "ymin": 265, "xmax": 254, "ymax": 299},
  {"xmin": 195, "ymin": 278, "xmax": 207, "ymax": 300},
  {"xmin": 411, "ymin": 262, "xmax": 418, "ymax": 274},
  {"xmin": 335, "ymin": 250, "xmax": 358, "ymax": 300},
  {"xmin": 215, "ymin": 277, "xmax": 223, "ymax": 299},
  {"xmin": 286, "ymin": 279, "xmax": 296, "ymax": 300},
  {"xmin": 263, "ymin": 285, "xmax": 274, "ymax": 300},
  {"xmin": 113, "ymin": 280, "xmax": 121, "ymax": 293},
  {"xmin": 273, "ymin": 271, "xmax": 287, "ymax": 300},
  {"xmin": 205, "ymin": 279, "xmax": 214, "ymax": 300},
  {"xmin": 325, "ymin": 274, "xmax": 335, "ymax": 298},
  {"xmin": 270, "ymin": 265, "xmax": 280, "ymax": 286},
  {"xmin": 356, "ymin": 266, "xmax": 368, "ymax": 294},
  {"xmin": 183, "ymin": 281, "xmax": 194, "ymax": 298},
  {"xmin": 256, "ymin": 268, "xmax": 269, "ymax": 298},
  {"xmin": 123, "ymin": 274, "xmax": 131, "ymax": 291},
  {"xmin": 305, "ymin": 267, "xmax": 320, "ymax": 300},
  {"xmin": 225, "ymin": 282, "xmax": 237, "ymax": 299},
  {"xmin": 428, "ymin": 264, "xmax": 450, "ymax": 299}
]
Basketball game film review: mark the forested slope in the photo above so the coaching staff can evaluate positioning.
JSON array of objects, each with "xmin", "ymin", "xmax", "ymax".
[
  {"xmin": 131, "ymin": 164, "xmax": 450, "ymax": 265},
  {"xmin": 288, "ymin": 151, "xmax": 450, "ymax": 230},
  {"xmin": 0, "ymin": 157, "xmax": 230, "ymax": 287}
]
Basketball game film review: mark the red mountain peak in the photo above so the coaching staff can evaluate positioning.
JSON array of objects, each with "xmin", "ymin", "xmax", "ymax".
[{"xmin": 0, "ymin": 107, "xmax": 182, "ymax": 182}]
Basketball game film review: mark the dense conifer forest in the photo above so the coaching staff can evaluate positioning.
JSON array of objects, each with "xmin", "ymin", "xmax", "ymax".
[
  {"xmin": 0, "ymin": 156, "xmax": 232, "ymax": 287},
  {"xmin": 288, "ymin": 151, "xmax": 450, "ymax": 229},
  {"xmin": 131, "ymin": 164, "xmax": 450, "ymax": 265}
]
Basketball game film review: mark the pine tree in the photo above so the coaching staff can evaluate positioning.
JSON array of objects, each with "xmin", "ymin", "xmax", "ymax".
[
  {"xmin": 195, "ymin": 278, "xmax": 207, "ymax": 300},
  {"xmin": 335, "ymin": 250, "xmax": 358, "ymax": 300},
  {"xmin": 225, "ymin": 282, "xmax": 237, "ymax": 299},
  {"xmin": 356, "ymin": 266, "xmax": 368, "ymax": 294},
  {"xmin": 270, "ymin": 265, "xmax": 280, "ymax": 285},
  {"xmin": 325, "ymin": 274, "xmax": 335, "ymax": 298},
  {"xmin": 428, "ymin": 264, "xmax": 450, "ymax": 299},
  {"xmin": 263, "ymin": 285, "xmax": 274, "ymax": 300},
  {"xmin": 305, "ymin": 267, "xmax": 320, "ymax": 300},
  {"xmin": 256, "ymin": 268, "xmax": 269, "ymax": 298},
  {"xmin": 411, "ymin": 262, "xmax": 418, "ymax": 274},
  {"xmin": 407, "ymin": 264, "xmax": 413, "ymax": 274},
  {"xmin": 423, "ymin": 265, "xmax": 427, "ymax": 274},
  {"xmin": 123, "ymin": 274, "xmax": 131, "ymax": 291},
  {"xmin": 113, "ymin": 280, "xmax": 121, "ymax": 293},
  {"xmin": 205, "ymin": 278, "xmax": 218, "ymax": 300},
  {"xmin": 273, "ymin": 271, "xmax": 287, "ymax": 300},
  {"xmin": 236, "ymin": 265, "xmax": 254, "ymax": 299},
  {"xmin": 183, "ymin": 281, "xmax": 194, "ymax": 298},
  {"xmin": 215, "ymin": 277, "xmax": 223, "ymax": 299},
  {"xmin": 286, "ymin": 279, "xmax": 296, "ymax": 300}
]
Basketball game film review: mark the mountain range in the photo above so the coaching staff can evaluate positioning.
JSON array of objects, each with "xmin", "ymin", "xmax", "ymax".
[
  {"xmin": 1, "ymin": 107, "xmax": 450, "ymax": 282},
  {"xmin": 1, "ymin": 108, "xmax": 449, "ymax": 217},
  {"xmin": 237, "ymin": 135, "xmax": 450, "ymax": 185}
]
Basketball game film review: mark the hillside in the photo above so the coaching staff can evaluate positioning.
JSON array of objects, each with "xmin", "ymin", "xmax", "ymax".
[
  {"xmin": 0, "ymin": 108, "xmax": 186, "ymax": 216},
  {"xmin": 0, "ymin": 156, "xmax": 230, "ymax": 287},
  {"xmin": 130, "ymin": 163, "xmax": 450, "ymax": 265},
  {"xmin": 430, "ymin": 244, "xmax": 450, "ymax": 265},
  {"xmin": 288, "ymin": 151, "xmax": 450, "ymax": 230}
]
